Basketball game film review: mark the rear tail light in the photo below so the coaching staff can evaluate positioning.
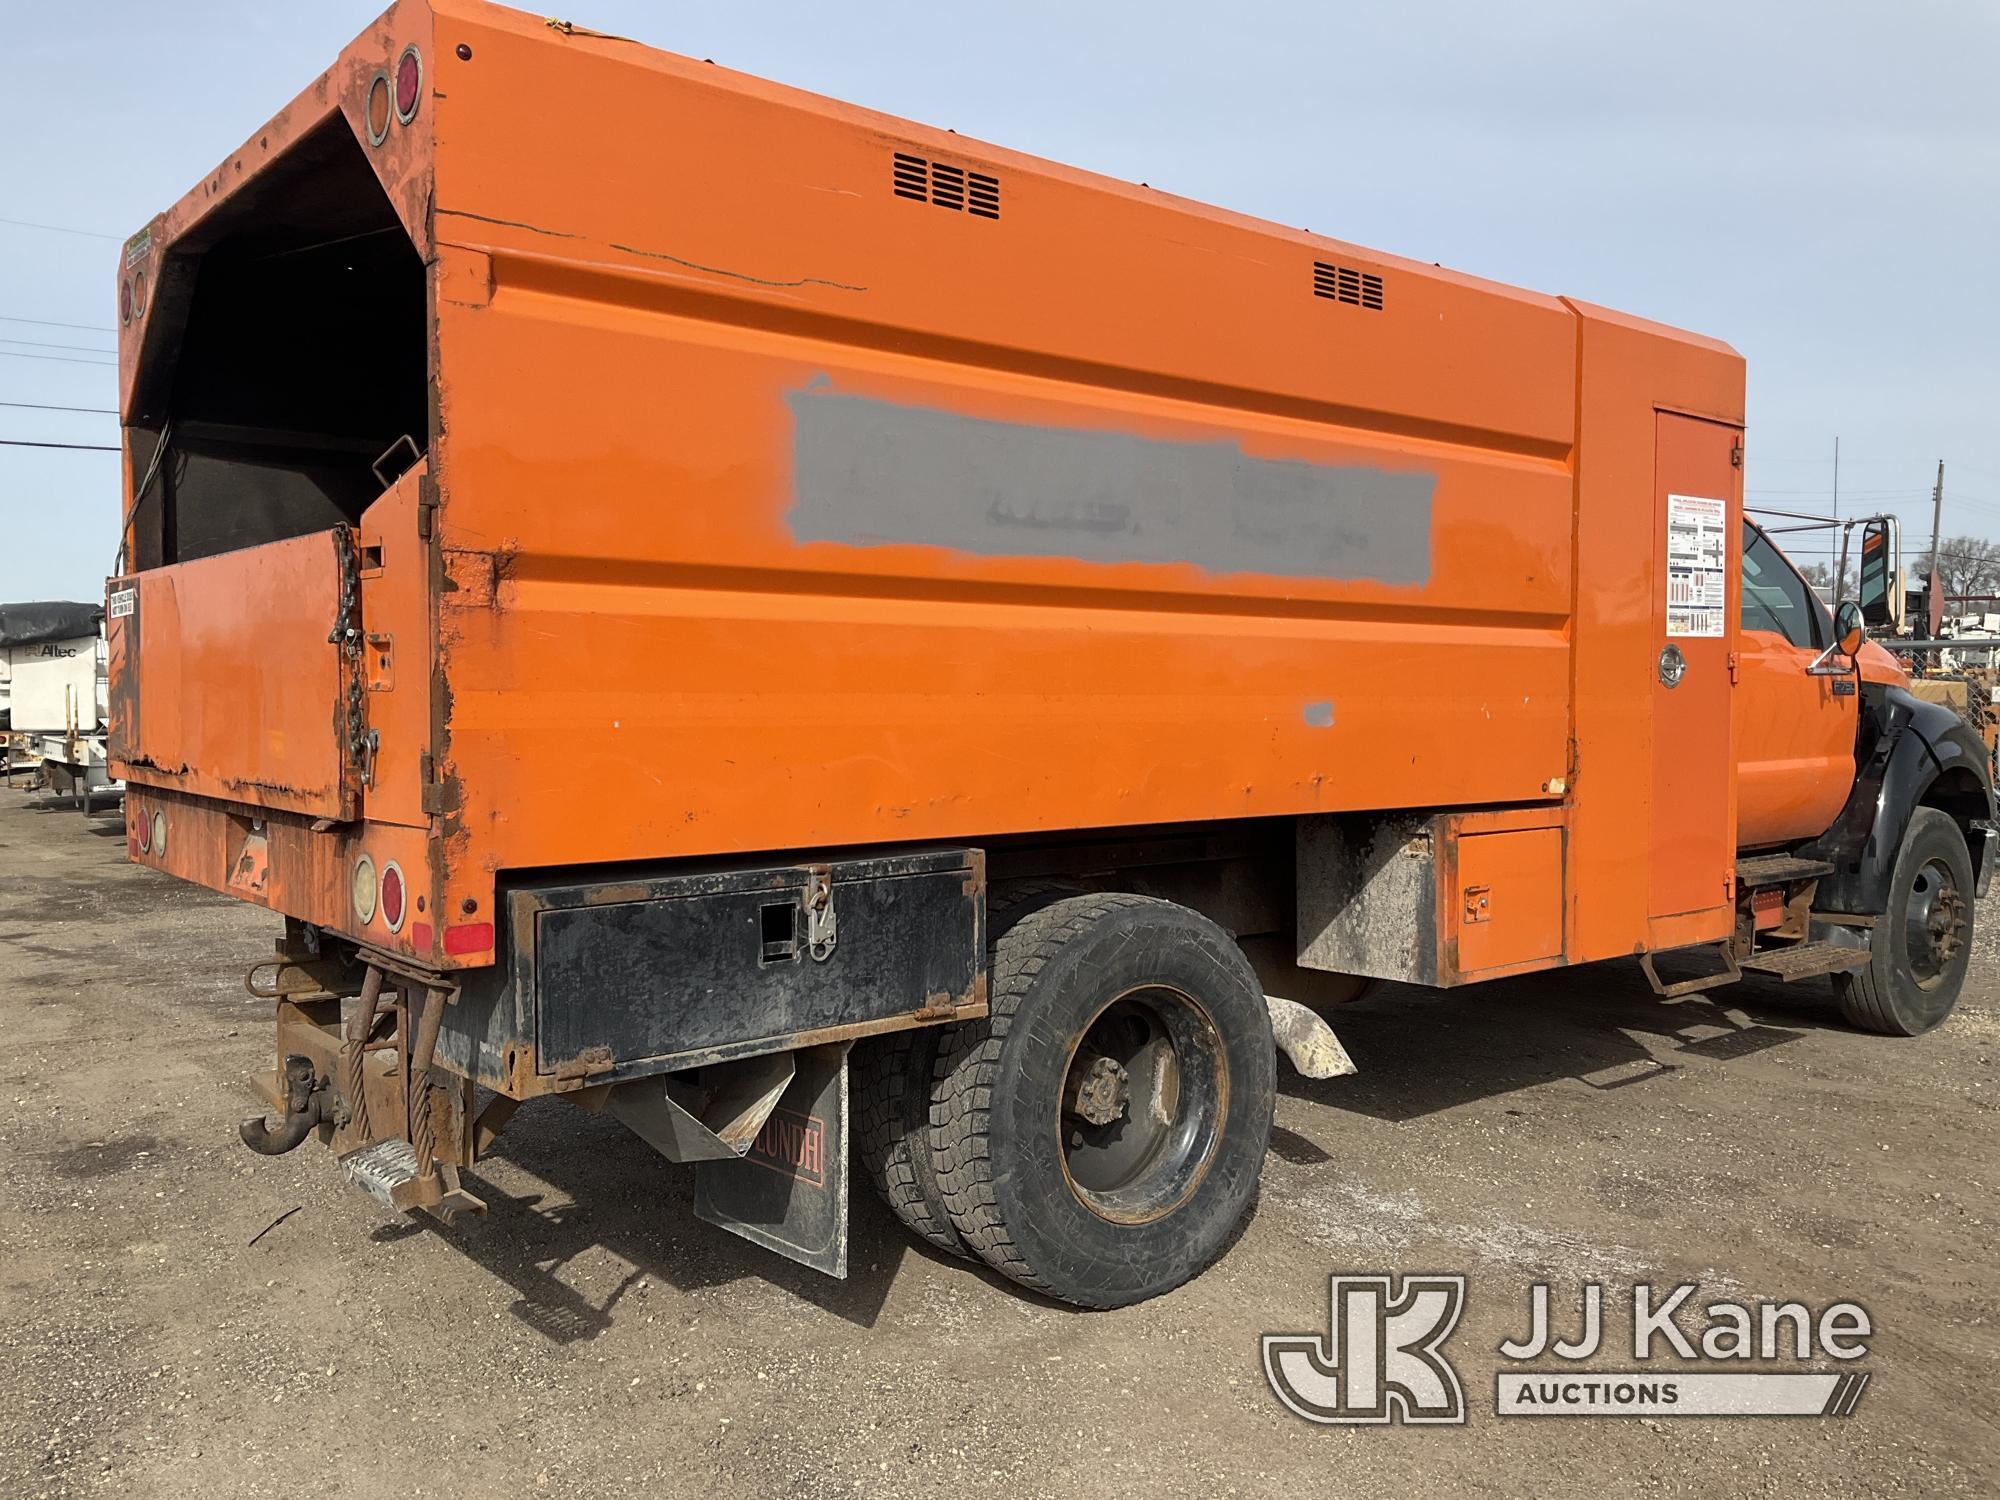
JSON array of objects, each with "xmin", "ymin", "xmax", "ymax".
[
  {"xmin": 136, "ymin": 807, "xmax": 152, "ymax": 854},
  {"xmin": 380, "ymin": 860, "xmax": 407, "ymax": 933},
  {"xmin": 352, "ymin": 855, "xmax": 379, "ymax": 925},
  {"xmin": 151, "ymin": 810, "xmax": 166, "ymax": 857},
  {"xmin": 120, "ymin": 278, "xmax": 133, "ymax": 326},
  {"xmin": 393, "ymin": 46, "xmax": 423, "ymax": 123}
]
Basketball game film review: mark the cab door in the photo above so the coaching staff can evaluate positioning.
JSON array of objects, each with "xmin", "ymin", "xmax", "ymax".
[{"xmin": 1734, "ymin": 522, "xmax": 1858, "ymax": 848}]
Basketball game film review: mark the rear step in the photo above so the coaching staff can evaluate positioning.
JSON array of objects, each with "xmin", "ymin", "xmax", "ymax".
[
  {"xmin": 338, "ymin": 1139, "xmax": 486, "ymax": 1220},
  {"xmin": 1738, "ymin": 942, "xmax": 1870, "ymax": 982},
  {"xmin": 1736, "ymin": 854, "xmax": 1835, "ymax": 888}
]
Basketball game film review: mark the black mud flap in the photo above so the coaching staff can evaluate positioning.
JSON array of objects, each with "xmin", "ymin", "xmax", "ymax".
[{"xmin": 693, "ymin": 1041, "xmax": 851, "ymax": 1278}]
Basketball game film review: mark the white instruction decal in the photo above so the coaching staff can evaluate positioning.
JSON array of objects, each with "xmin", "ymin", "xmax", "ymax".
[
  {"xmin": 1666, "ymin": 493, "xmax": 1727, "ymax": 638},
  {"xmin": 108, "ymin": 588, "xmax": 136, "ymax": 620}
]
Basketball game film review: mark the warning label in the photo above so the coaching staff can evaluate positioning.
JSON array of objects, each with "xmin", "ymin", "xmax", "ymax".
[{"xmin": 1666, "ymin": 493, "xmax": 1727, "ymax": 638}]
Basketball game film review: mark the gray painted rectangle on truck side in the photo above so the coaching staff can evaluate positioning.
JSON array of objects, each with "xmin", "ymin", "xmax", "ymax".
[{"xmin": 786, "ymin": 387, "xmax": 1436, "ymax": 585}]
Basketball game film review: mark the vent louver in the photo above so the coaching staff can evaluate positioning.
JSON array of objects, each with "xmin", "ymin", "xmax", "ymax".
[
  {"xmin": 892, "ymin": 152, "xmax": 1002, "ymax": 220},
  {"xmin": 1313, "ymin": 261, "xmax": 1385, "ymax": 310}
]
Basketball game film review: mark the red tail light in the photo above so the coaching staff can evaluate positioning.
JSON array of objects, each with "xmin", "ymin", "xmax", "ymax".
[
  {"xmin": 136, "ymin": 806, "xmax": 152, "ymax": 853},
  {"xmin": 380, "ymin": 860, "xmax": 407, "ymax": 933},
  {"xmin": 394, "ymin": 47, "xmax": 423, "ymax": 122}
]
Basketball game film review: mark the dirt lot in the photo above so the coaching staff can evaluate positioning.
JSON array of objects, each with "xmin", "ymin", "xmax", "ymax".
[{"xmin": 1, "ymin": 789, "xmax": 1995, "ymax": 1498}]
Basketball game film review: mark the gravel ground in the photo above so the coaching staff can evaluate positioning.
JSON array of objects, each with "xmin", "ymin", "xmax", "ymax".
[{"xmin": 1, "ymin": 788, "xmax": 1994, "ymax": 1498}]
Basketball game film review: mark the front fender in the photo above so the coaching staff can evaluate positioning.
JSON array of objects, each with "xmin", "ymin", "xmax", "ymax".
[{"xmin": 1803, "ymin": 686, "xmax": 1997, "ymax": 914}]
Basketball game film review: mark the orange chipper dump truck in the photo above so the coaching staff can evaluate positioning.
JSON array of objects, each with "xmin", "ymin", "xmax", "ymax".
[{"xmin": 108, "ymin": 1, "xmax": 1994, "ymax": 1307}]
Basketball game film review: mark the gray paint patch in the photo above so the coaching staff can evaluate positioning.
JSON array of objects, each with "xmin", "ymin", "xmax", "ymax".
[
  {"xmin": 1303, "ymin": 700, "xmax": 1336, "ymax": 728},
  {"xmin": 786, "ymin": 388, "xmax": 1435, "ymax": 585}
]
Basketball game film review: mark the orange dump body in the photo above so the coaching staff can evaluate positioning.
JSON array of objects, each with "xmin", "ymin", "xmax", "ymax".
[{"xmin": 111, "ymin": 0, "xmax": 1793, "ymax": 977}]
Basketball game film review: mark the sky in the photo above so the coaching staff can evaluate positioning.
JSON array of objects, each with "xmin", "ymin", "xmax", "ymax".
[{"xmin": 3, "ymin": 0, "xmax": 1996, "ymax": 602}]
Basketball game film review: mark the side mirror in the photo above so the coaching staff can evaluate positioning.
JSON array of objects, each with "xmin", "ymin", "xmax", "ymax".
[
  {"xmin": 1809, "ymin": 598, "xmax": 1868, "ymax": 677},
  {"xmin": 1857, "ymin": 517, "xmax": 1901, "ymax": 630},
  {"xmin": 1834, "ymin": 599, "xmax": 1865, "ymax": 657}
]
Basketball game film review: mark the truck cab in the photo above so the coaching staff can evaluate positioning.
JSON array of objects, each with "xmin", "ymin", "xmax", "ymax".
[{"xmin": 1735, "ymin": 514, "xmax": 1993, "ymax": 1034}]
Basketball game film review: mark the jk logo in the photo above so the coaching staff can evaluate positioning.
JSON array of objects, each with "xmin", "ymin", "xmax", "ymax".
[{"xmin": 1263, "ymin": 1275, "xmax": 1468, "ymax": 1425}]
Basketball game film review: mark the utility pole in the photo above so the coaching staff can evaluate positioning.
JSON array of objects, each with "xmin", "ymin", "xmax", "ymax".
[
  {"xmin": 1929, "ymin": 461, "xmax": 1945, "ymax": 579},
  {"xmin": 1928, "ymin": 460, "xmax": 1945, "ymax": 638},
  {"xmin": 1831, "ymin": 435, "xmax": 1842, "ymax": 604}
]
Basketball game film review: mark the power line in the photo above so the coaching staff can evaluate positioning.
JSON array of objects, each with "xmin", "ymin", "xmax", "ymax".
[
  {"xmin": 0, "ymin": 438, "xmax": 118, "ymax": 451},
  {"xmin": 0, "ymin": 350, "xmax": 116, "ymax": 367},
  {"xmin": 0, "ymin": 336, "xmax": 116, "ymax": 355},
  {"xmin": 0, "ymin": 400, "xmax": 117, "ymax": 414},
  {"xmin": 0, "ymin": 313, "xmax": 116, "ymax": 333},
  {"xmin": 0, "ymin": 215, "xmax": 123, "ymax": 241}
]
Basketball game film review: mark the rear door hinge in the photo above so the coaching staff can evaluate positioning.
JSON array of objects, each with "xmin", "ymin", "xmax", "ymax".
[
  {"xmin": 416, "ymin": 475, "xmax": 439, "ymax": 541},
  {"xmin": 1730, "ymin": 441, "xmax": 1744, "ymax": 469},
  {"xmin": 1727, "ymin": 651, "xmax": 1739, "ymax": 684},
  {"xmin": 418, "ymin": 752, "xmax": 459, "ymax": 815}
]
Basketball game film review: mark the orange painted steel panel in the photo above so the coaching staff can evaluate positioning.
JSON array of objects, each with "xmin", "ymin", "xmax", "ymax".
[
  {"xmin": 110, "ymin": 1, "xmax": 1771, "ymax": 974},
  {"xmin": 1735, "ymin": 634, "xmax": 1858, "ymax": 848},
  {"xmin": 1648, "ymin": 413, "xmax": 1738, "ymax": 926},
  {"xmin": 353, "ymin": 464, "xmax": 434, "ymax": 832},
  {"xmin": 1565, "ymin": 304, "xmax": 1744, "ymax": 962},
  {"xmin": 418, "ymin": 0, "xmax": 1578, "ymax": 931},
  {"xmin": 108, "ymin": 529, "xmax": 354, "ymax": 821},
  {"xmin": 1456, "ymin": 828, "xmax": 1564, "ymax": 975}
]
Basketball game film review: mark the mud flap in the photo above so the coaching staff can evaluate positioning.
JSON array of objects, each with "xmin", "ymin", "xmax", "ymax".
[{"xmin": 693, "ymin": 1040, "xmax": 851, "ymax": 1278}]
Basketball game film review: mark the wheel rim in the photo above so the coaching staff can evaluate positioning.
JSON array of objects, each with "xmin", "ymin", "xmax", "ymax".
[
  {"xmin": 1055, "ymin": 985, "xmax": 1226, "ymax": 1225},
  {"xmin": 1901, "ymin": 856, "xmax": 1967, "ymax": 989}
]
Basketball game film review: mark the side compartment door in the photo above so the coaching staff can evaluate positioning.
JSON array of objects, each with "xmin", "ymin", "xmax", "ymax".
[{"xmin": 1648, "ymin": 413, "xmax": 1737, "ymax": 937}]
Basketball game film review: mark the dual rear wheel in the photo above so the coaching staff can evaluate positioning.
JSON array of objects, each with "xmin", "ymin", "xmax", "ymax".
[{"xmin": 853, "ymin": 893, "xmax": 1275, "ymax": 1308}]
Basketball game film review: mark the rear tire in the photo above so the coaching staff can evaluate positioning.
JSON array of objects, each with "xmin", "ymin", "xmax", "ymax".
[
  {"xmin": 851, "ymin": 1027, "xmax": 967, "ymax": 1258},
  {"xmin": 1835, "ymin": 807, "xmax": 1974, "ymax": 1036},
  {"xmin": 932, "ymin": 893, "xmax": 1274, "ymax": 1308}
]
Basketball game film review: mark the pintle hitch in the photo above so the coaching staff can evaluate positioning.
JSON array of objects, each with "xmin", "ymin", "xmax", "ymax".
[{"xmin": 239, "ymin": 1053, "xmax": 329, "ymax": 1155}]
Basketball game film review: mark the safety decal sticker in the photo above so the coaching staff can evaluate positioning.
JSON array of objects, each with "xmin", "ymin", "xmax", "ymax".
[
  {"xmin": 1666, "ymin": 493, "xmax": 1727, "ymax": 638},
  {"xmin": 108, "ymin": 589, "xmax": 136, "ymax": 620}
]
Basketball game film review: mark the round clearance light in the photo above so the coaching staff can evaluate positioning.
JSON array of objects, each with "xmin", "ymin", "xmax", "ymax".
[
  {"xmin": 364, "ymin": 70, "xmax": 392, "ymax": 145},
  {"xmin": 120, "ymin": 278, "xmax": 133, "ymax": 326},
  {"xmin": 393, "ymin": 45, "xmax": 423, "ymax": 123},
  {"xmin": 150, "ymin": 810, "xmax": 166, "ymax": 857},
  {"xmin": 136, "ymin": 807, "xmax": 152, "ymax": 854},
  {"xmin": 352, "ymin": 855, "xmax": 379, "ymax": 925},
  {"xmin": 380, "ymin": 860, "xmax": 407, "ymax": 933},
  {"xmin": 131, "ymin": 270, "xmax": 146, "ymax": 318}
]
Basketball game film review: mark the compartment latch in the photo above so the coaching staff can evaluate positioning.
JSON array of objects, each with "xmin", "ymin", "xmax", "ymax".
[{"xmin": 804, "ymin": 866, "xmax": 837, "ymax": 961}]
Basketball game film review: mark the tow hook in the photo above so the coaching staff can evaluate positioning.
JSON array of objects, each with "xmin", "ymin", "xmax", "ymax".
[{"xmin": 239, "ymin": 1053, "xmax": 328, "ymax": 1155}]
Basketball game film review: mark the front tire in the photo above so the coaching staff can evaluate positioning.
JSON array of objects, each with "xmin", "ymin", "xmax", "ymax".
[
  {"xmin": 1835, "ymin": 806, "xmax": 1975, "ymax": 1036},
  {"xmin": 931, "ymin": 894, "xmax": 1275, "ymax": 1308}
]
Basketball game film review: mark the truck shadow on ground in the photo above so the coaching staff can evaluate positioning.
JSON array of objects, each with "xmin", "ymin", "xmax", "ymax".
[
  {"xmin": 392, "ymin": 1102, "xmax": 1091, "ymax": 1343},
  {"xmin": 1283, "ymin": 958, "xmax": 1836, "ymax": 1123},
  {"xmin": 376, "ymin": 958, "xmax": 1834, "ymax": 1343}
]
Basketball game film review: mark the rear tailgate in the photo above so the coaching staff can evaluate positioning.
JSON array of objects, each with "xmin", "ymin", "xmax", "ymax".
[{"xmin": 108, "ymin": 527, "xmax": 359, "ymax": 819}]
